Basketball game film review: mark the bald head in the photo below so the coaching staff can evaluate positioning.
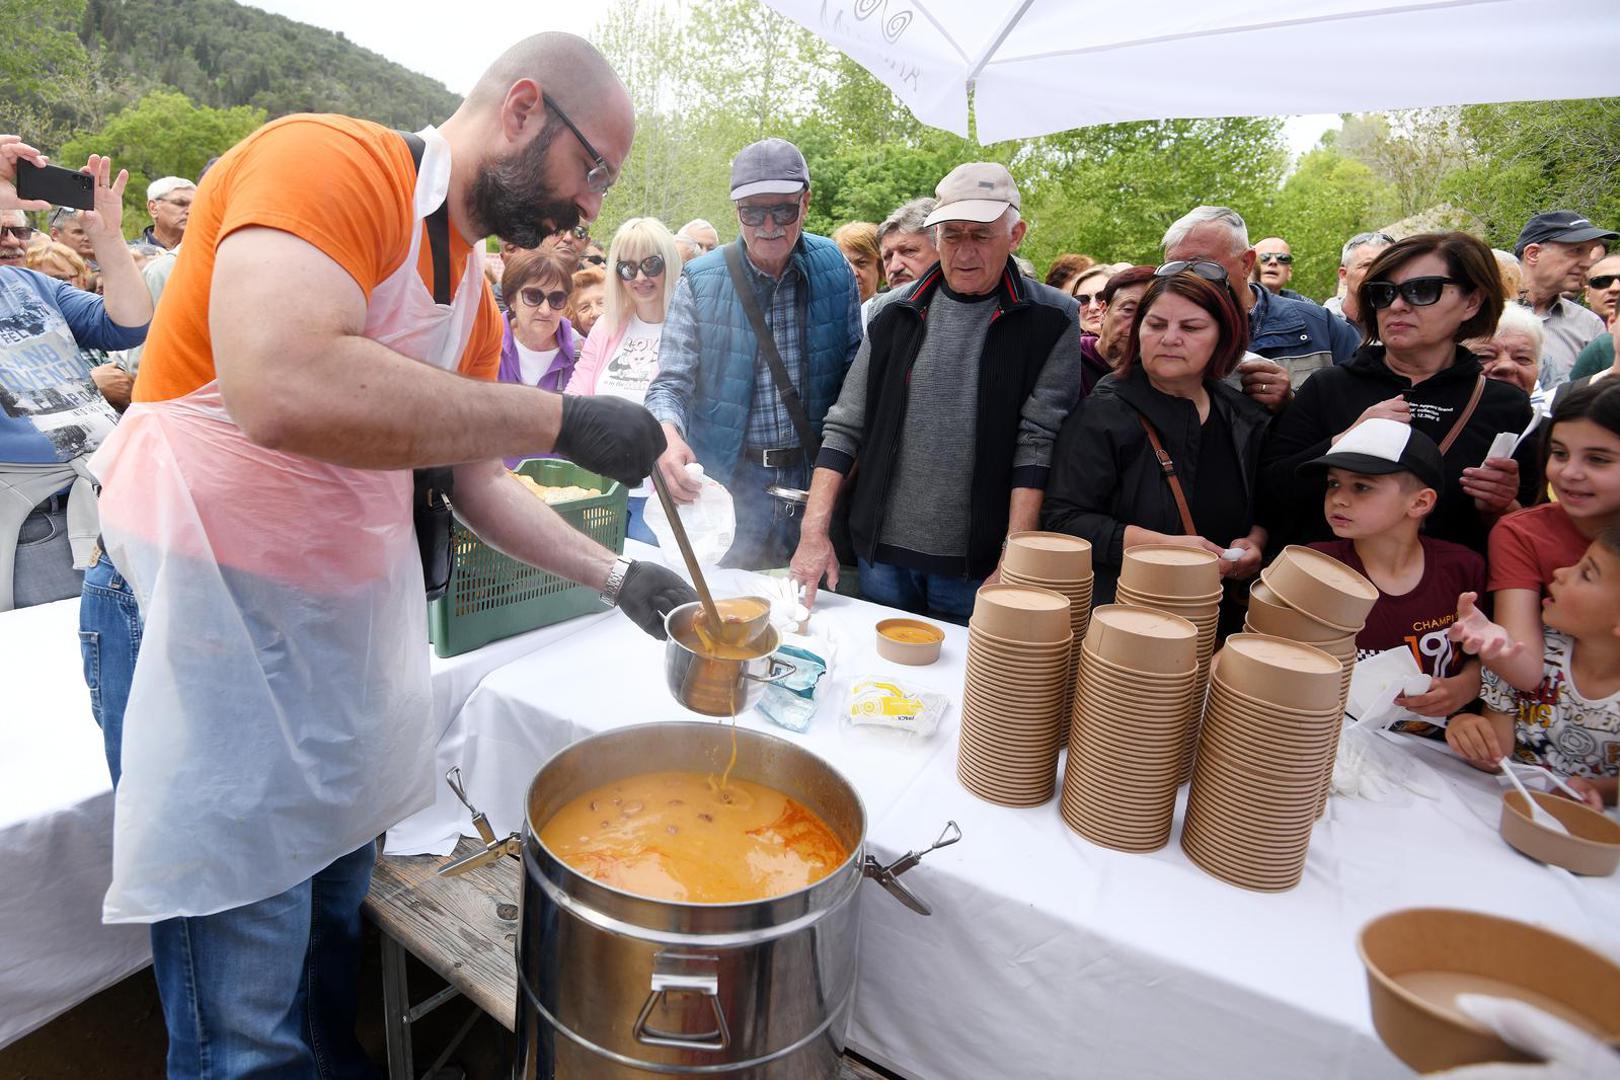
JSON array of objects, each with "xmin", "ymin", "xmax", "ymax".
[
  {"xmin": 469, "ymin": 33, "xmax": 629, "ymax": 126},
  {"xmin": 447, "ymin": 32, "xmax": 634, "ymax": 247}
]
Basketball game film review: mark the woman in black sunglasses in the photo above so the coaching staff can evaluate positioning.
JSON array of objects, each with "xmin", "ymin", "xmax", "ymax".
[
  {"xmin": 496, "ymin": 247, "xmax": 580, "ymax": 466},
  {"xmin": 567, "ymin": 216, "xmax": 682, "ymax": 543},
  {"xmin": 1260, "ymin": 232, "xmax": 1535, "ymax": 555}
]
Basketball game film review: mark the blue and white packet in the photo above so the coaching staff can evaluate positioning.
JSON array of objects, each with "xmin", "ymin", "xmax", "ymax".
[{"xmin": 757, "ymin": 644, "xmax": 828, "ymax": 733}]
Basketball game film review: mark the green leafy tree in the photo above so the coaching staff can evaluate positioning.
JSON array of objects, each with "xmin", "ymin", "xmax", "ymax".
[
  {"xmin": 1443, "ymin": 98, "xmax": 1620, "ymax": 247},
  {"xmin": 1258, "ymin": 148, "xmax": 1389, "ymax": 303},
  {"xmin": 60, "ymin": 90, "xmax": 264, "ymax": 238},
  {"xmin": 1018, "ymin": 118, "xmax": 1287, "ymax": 273}
]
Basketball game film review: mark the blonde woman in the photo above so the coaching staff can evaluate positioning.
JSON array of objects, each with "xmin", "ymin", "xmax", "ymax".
[
  {"xmin": 568, "ymin": 217, "xmax": 682, "ymax": 542},
  {"xmin": 26, "ymin": 240, "xmax": 92, "ymax": 290}
]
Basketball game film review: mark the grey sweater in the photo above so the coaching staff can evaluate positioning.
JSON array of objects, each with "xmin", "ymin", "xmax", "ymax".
[{"xmin": 821, "ymin": 285, "xmax": 1080, "ymax": 564}]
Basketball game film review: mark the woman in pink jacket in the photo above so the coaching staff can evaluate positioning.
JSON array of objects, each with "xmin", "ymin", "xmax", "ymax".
[{"xmin": 568, "ymin": 216, "xmax": 682, "ymax": 543}]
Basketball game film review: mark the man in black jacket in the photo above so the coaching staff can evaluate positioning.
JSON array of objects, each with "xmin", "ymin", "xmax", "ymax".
[{"xmin": 788, "ymin": 163, "xmax": 1081, "ymax": 621}]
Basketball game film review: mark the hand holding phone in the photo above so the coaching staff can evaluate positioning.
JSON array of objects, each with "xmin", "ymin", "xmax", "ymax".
[
  {"xmin": 16, "ymin": 160, "xmax": 95, "ymax": 211},
  {"xmin": 0, "ymin": 135, "xmax": 51, "ymax": 212}
]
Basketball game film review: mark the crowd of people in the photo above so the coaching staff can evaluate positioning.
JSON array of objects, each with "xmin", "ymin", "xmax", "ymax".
[{"xmin": 1, "ymin": 28, "xmax": 1617, "ymax": 1077}]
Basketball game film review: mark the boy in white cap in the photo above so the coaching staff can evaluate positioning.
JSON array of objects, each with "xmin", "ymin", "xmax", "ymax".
[{"xmin": 1302, "ymin": 418, "xmax": 1486, "ymax": 733}]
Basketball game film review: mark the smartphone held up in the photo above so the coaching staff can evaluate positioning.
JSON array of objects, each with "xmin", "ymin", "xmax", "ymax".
[{"xmin": 15, "ymin": 160, "xmax": 95, "ymax": 211}]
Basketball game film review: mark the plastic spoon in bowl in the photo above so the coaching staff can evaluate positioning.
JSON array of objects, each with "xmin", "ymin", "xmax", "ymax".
[
  {"xmin": 1500, "ymin": 757, "xmax": 1571, "ymax": 835},
  {"xmin": 1506, "ymin": 759, "xmax": 1595, "ymax": 809}
]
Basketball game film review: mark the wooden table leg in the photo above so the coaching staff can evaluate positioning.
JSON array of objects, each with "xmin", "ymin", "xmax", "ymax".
[{"xmin": 380, "ymin": 931, "xmax": 414, "ymax": 1080}]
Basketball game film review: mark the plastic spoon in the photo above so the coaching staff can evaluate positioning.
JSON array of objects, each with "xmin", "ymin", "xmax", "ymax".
[
  {"xmin": 1500, "ymin": 757, "xmax": 1571, "ymax": 835},
  {"xmin": 1505, "ymin": 759, "xmax": 1594, "ymax": 809}
]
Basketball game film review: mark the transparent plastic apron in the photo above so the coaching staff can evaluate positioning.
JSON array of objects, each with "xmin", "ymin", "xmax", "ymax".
[{"xmin": 91, "ymin": 127, "xmax": 483, "ymax": 922}]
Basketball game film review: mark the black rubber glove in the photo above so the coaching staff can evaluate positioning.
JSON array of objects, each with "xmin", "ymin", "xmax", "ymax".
[
  {"xmin": 615, "ymin": 560, "xmax": 698, "ymax": 640},
  {"xmin": 553, "ymin": 395, "xmax": 668, "ymax": 487}
]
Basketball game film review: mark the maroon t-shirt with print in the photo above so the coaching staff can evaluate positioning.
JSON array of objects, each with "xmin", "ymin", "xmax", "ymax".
[{"xmin": 1309, "ymin": 537, "xmax": 1486, "ymax": 675}]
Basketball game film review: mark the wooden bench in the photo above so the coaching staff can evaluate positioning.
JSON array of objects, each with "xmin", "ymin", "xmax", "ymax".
[{"xmin": 365, "ymin": 839, "xmax": 892, "ymax": 1080}]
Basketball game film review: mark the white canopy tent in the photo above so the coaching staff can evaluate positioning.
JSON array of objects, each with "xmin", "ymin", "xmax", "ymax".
[{"xmin": 760, "ymin": 0, "xmax": 1620, "ymax": 143}]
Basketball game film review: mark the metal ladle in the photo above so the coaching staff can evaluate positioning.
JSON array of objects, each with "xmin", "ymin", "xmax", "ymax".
[{"xmin": 648, "ymin": 467, "xmax": 767, "ymax": 647}]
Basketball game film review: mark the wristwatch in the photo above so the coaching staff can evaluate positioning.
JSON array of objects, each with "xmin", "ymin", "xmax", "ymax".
[{"xmin": 599, "ymin": 556, "xmax": 634, "ymax": 607}]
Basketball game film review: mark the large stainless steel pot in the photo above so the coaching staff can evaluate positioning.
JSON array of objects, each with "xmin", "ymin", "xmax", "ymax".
[
  {"xmin": 663, "ymin": 600, "xmax": 796, "ymax": 717},
  {"xmin": 445, "ymin": 722, "xmax": 958, "ymax": 1079}
]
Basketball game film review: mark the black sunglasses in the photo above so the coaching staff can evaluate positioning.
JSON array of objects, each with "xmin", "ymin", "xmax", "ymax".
[
  {"xmin": 1073, "ymin": 291, "xmax": 1104, "ymax": 307},
  {"xmin": 541, "ymin": 92, "xmax": 614, "ymax": 196},
  {"xmin": 518, "ymin": 286, "xmax": 569, "ymax": 310},
  {"xmin": 1156, "ymin": 259, "xmax": 1229, "ymax": 283},
  {"xmin": 737, "ymin": 202, "xmax": 801, "ymax": 228},
  {"xmin": 1365, "ymin": 276, "xmax": 1462, "ymax": 309},
  {"xmin": 0, "ymin": 225, "xmax": 33, "ymax": 241},
  {"xmin": 581, "ymin": 254, "xmax": 606, "ymax": 267},
  {"xmin": 1589, "ymin": 274, "xmax": 1619, "ymax": 290},
  {"xmin": 616, "ymin": 254, "xmax": 666, "ymax": 281},
  {"xmin": 1257, "ymin": 252, "xmax": 1293, "ymax": 265}
]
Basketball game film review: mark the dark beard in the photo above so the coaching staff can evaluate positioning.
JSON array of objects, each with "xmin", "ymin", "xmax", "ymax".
[{"xmin": 467, "ymin": 118, "xmax": 582, "ymax": 249}]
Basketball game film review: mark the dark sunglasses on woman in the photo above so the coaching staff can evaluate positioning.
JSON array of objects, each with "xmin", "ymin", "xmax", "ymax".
[
  {"xmin": 1364, "ymin": 276, "xmax": 1460, "ymax": 310},
  {"xmin": 616, "ymin": 255, "xmax": 666, "ymax": 281},
  {"xmin": 518, "ymin": 286, "xmax": 569, "ymax": 310},
  {"xmin": 737, "ymin": 203, "xmax": 800, "ymax": 228},
  {"xmin": 581, "ymin": 254, "xmax": 606, "ymax": 267}
]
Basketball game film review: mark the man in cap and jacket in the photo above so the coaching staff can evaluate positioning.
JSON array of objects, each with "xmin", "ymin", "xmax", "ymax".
[
  {"xmin": 788, "ymin": 163, "xmax": 1081, "ymax": 621},
  {"xmin": 645, "ymin": 138, "xmax": 862, "ymax": 570}
]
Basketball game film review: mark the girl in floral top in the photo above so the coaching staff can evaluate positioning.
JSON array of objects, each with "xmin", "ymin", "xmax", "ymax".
[{"xmin": 1446, "ymin": 528, "xmax": 1620, "ymax": 808}]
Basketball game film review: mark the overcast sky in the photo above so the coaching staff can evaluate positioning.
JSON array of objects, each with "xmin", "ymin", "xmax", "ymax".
[{"xmin": 244, "ymin": 0, "xmax": 1341, "ymax": 160}]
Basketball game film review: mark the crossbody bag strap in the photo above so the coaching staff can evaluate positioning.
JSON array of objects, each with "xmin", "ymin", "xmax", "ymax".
[
  {"xmin": 399, "ymin": 131, "xmax": 452, "ymax": 306},
  {"xmin": 1436, "ymin": 374, "xmax": 1487, "ymax": 455},
  {"xmin": 723, "ymin": 242, "xmax": 819, "ymax": 458},
  {"xmin": 1137, "ymin": 415, "xmax": 1198, "ymax": 536}
]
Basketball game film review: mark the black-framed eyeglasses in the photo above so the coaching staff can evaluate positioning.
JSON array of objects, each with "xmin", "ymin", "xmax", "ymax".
[
  {"xmin": 1257, "ymin": 252, "xmax": 1293, "ymax": 265},
  {"xmin": 616, "ymin": 254, "xmax": 666, "ymax": 281},
  {"xmin": 1589, "ymin": 274, "xmax": 1619, "ymax": 290},
  {"xmin": 518, "ymin": 286, "xmax": 569, "ymax": 310},
  {"xmin": 737, "ymin": 202, "xmax": 801, "ymax": 228},
  {"xmin": 1156, "ymin": 259, "xmax": 1229, "ymax": 283},
  {"xmin": 541, "ymin": 92, "xmax": 614, "ymax": 195},
  {"xmin": 0, "ymin": 225, "xmax": 33, "ymax": 241},
  {"xmin": 1365, "ymin": 276, "xmax": 1462, "ymax": 310}
]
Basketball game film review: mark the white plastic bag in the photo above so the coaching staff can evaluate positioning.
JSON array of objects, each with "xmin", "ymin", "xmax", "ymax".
[
  {"xmin": 646, "ymin": 462, "xmax": 736, "ymax": 567},
  {"xmin": 844, "ymin": 678, "xmax": 949, "ymax": 739}
]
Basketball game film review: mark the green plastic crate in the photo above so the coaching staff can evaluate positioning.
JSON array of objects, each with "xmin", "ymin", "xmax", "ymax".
[{"xmin": 428, "ymin": 459, "xmax": 627, "ymax": 658}]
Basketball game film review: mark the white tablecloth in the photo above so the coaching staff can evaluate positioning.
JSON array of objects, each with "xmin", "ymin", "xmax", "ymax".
[
  {"xmin": 423, "ymin": 581, "xmax": 1620, "ymax": 1080},
  {"xmin": 0, "ymin": 599, "xmax": 148, "ymax": 1048},
  {"xmin": 0, "ymin": 596, "xmax": 575, "ymax": 1047}
]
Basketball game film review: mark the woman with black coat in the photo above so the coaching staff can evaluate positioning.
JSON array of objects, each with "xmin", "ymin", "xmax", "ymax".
[
  {"xmin": 1260, "ymin": 232, "xmax": 1533, "ymax": 556},
  {"xmin": 1043, "ymin": 266, "xmax": 1272, "ymax": 634}
]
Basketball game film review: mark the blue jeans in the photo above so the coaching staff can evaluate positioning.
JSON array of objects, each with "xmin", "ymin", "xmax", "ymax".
[
  {"xmin": 79, "ymin": 551, "xmax": 380, "ymax": 1080},
  {"xmin": 720, "ymin": 460, "xmax": 807, "ymax": 571},
  {"xmin": 625, "ymin": 494, "xmax": 658, "ymax": 546},
  {"xmin": 857, "ymin": 559, "xmax": 981, "ymax": 625}
]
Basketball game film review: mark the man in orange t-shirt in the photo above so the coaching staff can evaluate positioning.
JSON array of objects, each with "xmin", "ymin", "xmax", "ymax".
[{"xmin": 79, "ymin": 33, "xmax": 694, "ymax": 1078}]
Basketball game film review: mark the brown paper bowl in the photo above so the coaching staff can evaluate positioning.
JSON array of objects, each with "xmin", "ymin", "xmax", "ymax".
[
  {"xmin": 1500, "ymin": 791, "xmax": 1620, "ymax": 876},
  {"xmin": 968, "ymin": 623, "xmax": 1074, "ymax": 655},
  {"xmin": 1261, "ymin": 546, "xmax": 1379, "ymax": 632},
  {"xmin": 1115, "ymin": 583, "xmax": 1224, "ymax": 609},
  {"xmin": 1215, "ymin": 634, "xmax": 1343, "ymax": 713},
  {"xmin": 970, "ymin": 585, "xmax": 1071, "ymax": 642},
  {"xmin": 875, "ymin": 618, "xmax": 945, "ymax": 665},
  {"xmin": 1078, "ymin": 644, "xmax": 1199, "ymax": 685},
  {"xmin": 1004, "ymin": 531, "xmax": 1093, "ymax": 580},
  {"xmin": 1119, "ymin": 544, "xmax": 1222, "ymax": 598},
  {"xmin": 1358, "ymin": 908, "xmax": 1620, "ymax": 1073},
  {"xmin": 1246, "ymin": 579, "xmax": 1350, "ymax": 643},
  {"xmin": 1083, "ymin": 605, "xmax": 1198, "ymax": 674}
]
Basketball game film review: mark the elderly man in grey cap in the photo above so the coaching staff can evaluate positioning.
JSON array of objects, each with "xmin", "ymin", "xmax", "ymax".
[
  {"xmin": 1514, "ymin": 210, "xmax": 1618, "ymax": 388},
  {"xmin": 645, "ymin": 137, "xmax": 861, "ymax": 570},
  {"xmin": 788, "ymin": 162, "xmax": 1081, "ymax": 621}
]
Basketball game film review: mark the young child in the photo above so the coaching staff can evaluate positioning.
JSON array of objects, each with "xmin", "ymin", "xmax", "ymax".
[
  {"xmin": 1446, "ymin": 528, "xmax": 1620, "ymax": 808},
  {"xmin": 1301, "ymin": 419, "xmax": 1486, "ymax": 732},
  {"xmin": 1468, "ymin": 380, "xmax": 1620, "ymax": 693}
]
